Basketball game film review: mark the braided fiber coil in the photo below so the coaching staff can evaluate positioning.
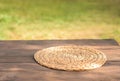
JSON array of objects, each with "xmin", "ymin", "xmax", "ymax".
[{"xmin": 34, "ymin": 45, "xmax": 107, "ymax": 71}]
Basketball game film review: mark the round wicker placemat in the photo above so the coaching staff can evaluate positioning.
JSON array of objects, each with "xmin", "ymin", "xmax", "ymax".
[{"xmin": 34, "ymin": 45, "xmax": 107, "ymax": 71}]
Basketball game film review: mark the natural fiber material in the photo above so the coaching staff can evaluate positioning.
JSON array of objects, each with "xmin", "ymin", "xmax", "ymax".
[{"xmin": 34, "ymin": 45, "xmax": 107, "ymax": 71}]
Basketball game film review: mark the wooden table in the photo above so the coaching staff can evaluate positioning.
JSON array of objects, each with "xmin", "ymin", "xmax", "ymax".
[{"xmin": 0, "ymin": 39, "xmax": 120, "ymax": 81}]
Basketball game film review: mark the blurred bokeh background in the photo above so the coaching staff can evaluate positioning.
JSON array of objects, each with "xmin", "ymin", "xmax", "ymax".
[{"xmin": 0, "ymin": 0, "xmax": 120, "ymax": 43}]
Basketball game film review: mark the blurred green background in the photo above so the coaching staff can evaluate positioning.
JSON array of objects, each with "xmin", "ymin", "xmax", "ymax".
[{"xmin": 0, "ymin": 0, "xmax": 120, "ymax": 43}]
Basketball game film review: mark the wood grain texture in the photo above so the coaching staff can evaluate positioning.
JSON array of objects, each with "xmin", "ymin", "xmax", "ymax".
[
  {"xmin": 0, "ymin": 39, "xmax": 119, "ymax": 81},
  {"xmin": 0, "ymin": 39, "xmax": 119, "ymax": 50},
  {"xmin": 0, "ymin": 46, "xmax": 119, "ymax": 63}
]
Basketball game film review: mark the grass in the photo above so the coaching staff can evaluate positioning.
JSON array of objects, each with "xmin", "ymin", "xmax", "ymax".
[{"xmin": 0, "ymin": 0, "xmax": 120, "ymax": 43}]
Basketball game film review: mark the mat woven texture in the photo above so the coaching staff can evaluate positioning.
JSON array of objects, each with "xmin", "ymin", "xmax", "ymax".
[{"xmin": 34, "ymin": 45, "xmax": 107, "ymax": 71}]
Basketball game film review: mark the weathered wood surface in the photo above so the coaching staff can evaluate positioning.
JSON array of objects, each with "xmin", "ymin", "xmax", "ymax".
[{"xmin": 0, "ymin": 39, "xmax": 120, "ymax": 81}]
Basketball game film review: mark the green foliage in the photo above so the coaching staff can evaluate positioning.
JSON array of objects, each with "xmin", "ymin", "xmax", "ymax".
[{"xmin": 0, "ymin": 0, "xmax": 120, "ymax": 43}]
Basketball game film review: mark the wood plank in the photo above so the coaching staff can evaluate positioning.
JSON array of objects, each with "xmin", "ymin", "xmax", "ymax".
[
  {"xmin": 0, "ymin": 60, "xmax": 119, "ymax": 72},
  {"xmin": 0, "ymin": 56, "xmax": 34, "ymax": 63},
  {"xmin": 0, "ymin": 63, "xmax": 119, "ymax": 81},
  {"xmin": 0, "ymin": 40, "xmax": 119, "ymax": 81},
  {"xmin": 0, "ymin": 39, "xmax": 119, "ymax": 50},
  {"xmin": 0, "ymin": 46, "xmax": 120, "ymax": 63},
  {"xmin": 0, "ymin": 45, "xmax": 119, "ymax": 56},
  {"xmin": 0, "ymin": 49, "xmax": 37, "ymax": 56}
]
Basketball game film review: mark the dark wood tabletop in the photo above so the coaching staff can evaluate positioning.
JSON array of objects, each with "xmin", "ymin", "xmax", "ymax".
[{"xmin": 0, "ymin": 39, "xmax": 120, "ymax": 81}]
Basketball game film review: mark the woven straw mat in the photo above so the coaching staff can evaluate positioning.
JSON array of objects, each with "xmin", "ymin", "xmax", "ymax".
[{"xmin": 34, "ymin": 45, "xmax": 107, "ymax": 71}]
